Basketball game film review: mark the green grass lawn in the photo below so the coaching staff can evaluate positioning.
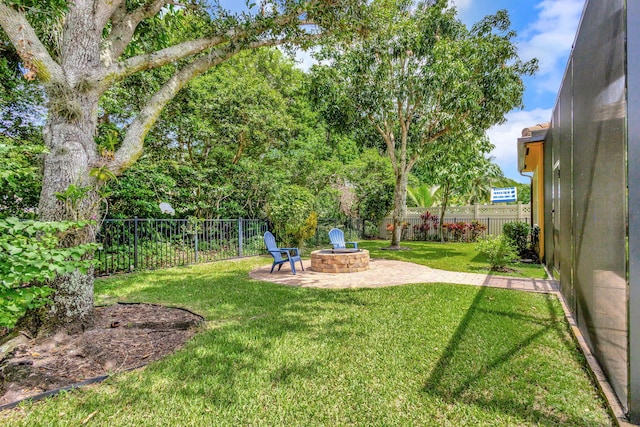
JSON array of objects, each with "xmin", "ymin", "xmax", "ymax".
[
  {"xmin": 2, "ymin": 247, "xmax": 611, "ymax": 426},
  {"xmin": 357, "ymin": 240, "xmax": 548, "ymax": 279}
]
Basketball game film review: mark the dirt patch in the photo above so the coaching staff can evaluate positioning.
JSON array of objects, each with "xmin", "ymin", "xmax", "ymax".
[{"xmin": 0, "ymin": 303, "xmax": 203, "ymax": 408}]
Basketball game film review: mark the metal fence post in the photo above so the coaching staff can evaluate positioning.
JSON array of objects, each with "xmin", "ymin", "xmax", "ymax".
[
  {"xmin": 133, "ymin": 217, "xmax": 139, "ymax": 270},
  {"xmin": 194, "ymin": 222, "xmax": 199, "ymax": 263},
  {"xmin": 238, "ymin": 217, "xmax": 243, "ymax": 257}
]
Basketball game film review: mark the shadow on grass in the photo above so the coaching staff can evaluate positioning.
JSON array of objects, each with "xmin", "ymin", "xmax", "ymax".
[
  {"xmin": 423, "ymin": 275, "xmax": 609, "ymax": 426},
  {"xmin": 81, "ymin": 279, "xmax": 373, "ymax": 421},
  {"xmin": 360, "ymin": 241, "xmax": 464, "ymax": 262},
  {"xmin": 85, "ymin": 261, "xmax": 603, "ymax": 425},
  {"xmin": 470, "ymin": 252, "xmax": 489, "ymax": 263}
]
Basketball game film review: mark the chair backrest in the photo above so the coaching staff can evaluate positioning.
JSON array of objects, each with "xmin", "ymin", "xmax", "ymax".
[
  {"xmin": 264, "ymin": 231, "xmax": 283, "ymax": 262},
  {"xmin": 328, "ymin": 228, "xmax": 346, "ymax": 248}
]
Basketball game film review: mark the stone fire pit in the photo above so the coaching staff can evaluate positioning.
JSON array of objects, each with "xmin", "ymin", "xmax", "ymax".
[{"xmin": 310, "ymin": 249, "xmax": 370, "ymax": 273}]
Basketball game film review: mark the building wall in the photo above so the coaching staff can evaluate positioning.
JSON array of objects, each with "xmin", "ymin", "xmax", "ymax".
[
  {"xmin": 543, "ymin": 0, "xmax": 632, "ymax": 416},
  {"xmin": 522, "ymin": 142, "xmax": 545, "ymax": 258},
  {"xmin": 627, "ymin": 0, "xmax": 640, "ymax": 419}
]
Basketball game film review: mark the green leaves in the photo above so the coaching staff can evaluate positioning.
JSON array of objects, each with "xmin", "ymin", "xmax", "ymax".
[
  {"xmin": 0, "ymin": 135, "xmax": 44, "ymax": 219},
  {"xmin": 476, "ymin": 235, "xmax": 518, "ymax": 271},
  {"xmin": 502, "ymin": 221, "xmax": 531, "ymax": 258},
  {"xmin": 267, "ymin": 185, "xmax": 317, "ymax": 248},
  {"xmin": 320, "ymin": 0, "xmax": 536, "ymax": 245},
  {"xmin": 0, "ymin": 218, "xmax": 99, "ymax": 329}
]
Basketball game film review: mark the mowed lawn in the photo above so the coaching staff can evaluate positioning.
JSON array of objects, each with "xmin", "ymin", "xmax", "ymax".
[
  {"xmin": 357, "ymin": 240, "xmax": 548, "ymax": 279},
  {"xmin": 2, "ymin": 249, "xmax": 612, "ymax": 426}
]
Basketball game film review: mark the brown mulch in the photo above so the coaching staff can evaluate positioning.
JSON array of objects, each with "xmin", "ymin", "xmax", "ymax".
[{"xmin": 0, "ymin": 303, "xmax": 203, "ymax": 408}]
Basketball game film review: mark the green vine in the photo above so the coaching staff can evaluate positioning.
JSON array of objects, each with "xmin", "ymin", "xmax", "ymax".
[{"xmin": 0, "ymin": 218, "xmax": 99, "ymax": 331}]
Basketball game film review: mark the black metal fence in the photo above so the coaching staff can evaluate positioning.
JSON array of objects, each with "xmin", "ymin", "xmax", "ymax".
[
  {"xmin": 95, "ymin": 215, "xmax": 531, "ymax": 276},
  {"xmin": 95, "ymin": 218, "xmax": 268, "ymax": 276}
]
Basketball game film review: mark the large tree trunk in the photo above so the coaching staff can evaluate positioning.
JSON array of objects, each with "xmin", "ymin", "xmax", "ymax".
[
  {"xmin": 439, "ymin": 182, "xmax": 451, "ymax": 243},
  {"xmin": 36, "ymin": 4, "xmax": 104, "ymax": 330},
  {"xmin": 390, "ymin": 169, "xmax": 409, "ymax": 248},
  {"xmin": 38, "ymin": 91, "xmax": 102, "ymax": 331}
]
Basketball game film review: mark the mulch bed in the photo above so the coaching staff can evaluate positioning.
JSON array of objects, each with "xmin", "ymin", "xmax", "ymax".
[{"xmin": 0, "ymin": 303, "xmax": 203, "ymax": 408}]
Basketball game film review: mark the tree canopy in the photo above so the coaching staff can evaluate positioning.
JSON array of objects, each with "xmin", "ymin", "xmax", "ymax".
[
  {"xmin": 0, "ymin": 0, "xmax": 535, "ymax": 330},
  {"xmin": 320, "ymin": 0, "xmax": 536, "ymax": 247},
  {"xmin": 0, "ymin": 0, "xmax": 371, "ymax": 328}
]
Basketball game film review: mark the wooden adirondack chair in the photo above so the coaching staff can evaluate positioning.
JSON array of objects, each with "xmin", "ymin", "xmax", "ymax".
[
  {"xmin": 328, "ymin": 228, "xmax": 358, "ymax": 249},
  {"xmin": 263, "ymin": 231, "xmax": 304, "ymax": 275}
]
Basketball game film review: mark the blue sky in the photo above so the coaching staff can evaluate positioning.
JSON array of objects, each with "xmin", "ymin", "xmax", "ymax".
[
  {"xmin": 218, "ymin": 0, "xmax": 586, "ymax": 182},
  {"xmin": 453, "ymin": 0, "xmax": 585, "ymax": 182}
]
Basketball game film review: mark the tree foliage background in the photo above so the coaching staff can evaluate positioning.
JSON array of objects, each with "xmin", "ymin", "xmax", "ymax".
[
  {"xmin": 0, "ymin": 0, "xmax": 534, "ymax": 329},
  {"xmin": 0, "ymin": 2, "xmax": 533, "ymax": 225}
]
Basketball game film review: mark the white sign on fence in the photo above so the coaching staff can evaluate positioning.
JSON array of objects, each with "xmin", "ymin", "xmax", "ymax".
[{"xmin": 490, "ymin": 187, "xmax": 517, "ymax": 203}]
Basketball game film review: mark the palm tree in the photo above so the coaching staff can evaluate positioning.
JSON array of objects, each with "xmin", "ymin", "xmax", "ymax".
[{"xmin": 407, "ymin": 184, "xmax": 440, "ymax": 207}]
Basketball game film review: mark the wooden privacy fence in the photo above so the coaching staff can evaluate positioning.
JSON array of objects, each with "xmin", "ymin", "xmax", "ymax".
[{"xmin": 379, "ymin": 203, "xmax": 532, "ymax": 241}]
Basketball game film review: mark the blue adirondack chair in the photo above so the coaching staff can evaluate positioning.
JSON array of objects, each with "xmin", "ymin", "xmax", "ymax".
[
  {"xmin": 328, "ymin": 228, "xmax": 358, "ymax": 249},
  {"xmin": 263, "ymin": 231, "xmax": 304, "ymax": 275}
]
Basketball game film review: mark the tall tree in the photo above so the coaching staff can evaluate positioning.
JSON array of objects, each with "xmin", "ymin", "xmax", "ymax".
[
  {"xmin": 414, "ymin": 132, "xmax": 498, "ymax": 240},
  {"xmin": 325, "ymin": 0, "xmax": 535, "ymax": 248},
  {"xmin": 462, "ymin": 156, "xmax": 506, "ymax": 205},
  {"xmin": 0, "ymin": 0, "xmax": 367, "ymax": 329}
]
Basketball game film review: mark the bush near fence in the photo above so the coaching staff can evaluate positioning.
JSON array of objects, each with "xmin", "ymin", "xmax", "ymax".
[{"xmin": 379, "ymin": 204, "xmax": 532, "ymax": 241}]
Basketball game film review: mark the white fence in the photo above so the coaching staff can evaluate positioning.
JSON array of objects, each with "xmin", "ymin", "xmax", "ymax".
[{"xmin": 379, "ymin": 203, "xmax": 531, "ymax": 240}]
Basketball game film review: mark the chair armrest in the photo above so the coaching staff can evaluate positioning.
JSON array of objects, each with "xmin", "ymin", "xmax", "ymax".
[
  {"xmin": 346, "ymin": 242, "xmax": 358, "ymax": 248},
  {"xmin": 277, "ymin": 247, "xmax": 300, "ymax": 256}
]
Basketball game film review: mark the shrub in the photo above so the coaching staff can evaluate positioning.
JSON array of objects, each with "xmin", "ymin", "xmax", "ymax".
[
  {"xmin": 268, "ymin": 186, "xmax": 317, "ymax": 248},
  {"xmin": 503, "ymin": 222, "xmax": 530, "ymax": 257},
  {"xmin": 468, "ymin": 220, "xmax": 487, "ymax": 242},
  {"xmin": 443, "ymin": 222, "xmax": 469, "ymax": 242},
  {"xmin": 413, "ymin": 211, "xmax": 440, "ymax": 241},
  {"xmin": 476, "ymin": 235, "xmax": 518, "ymax": 271},
  {"xmin": 386, "ymin": 221, "xmax": 409, "ymax": 240},
  {"xmin": 294, "ymin": 211, "xmax": 319, "ymax": 247},
  {"xmin": 0, "ymin": 218, "xmax": 99, "ymax": 330}
]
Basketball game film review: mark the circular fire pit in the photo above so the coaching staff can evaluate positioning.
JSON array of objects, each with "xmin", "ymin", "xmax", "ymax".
[{"xmin": 310, "ymin": 249, "xmax": 370, "ymax": 273}]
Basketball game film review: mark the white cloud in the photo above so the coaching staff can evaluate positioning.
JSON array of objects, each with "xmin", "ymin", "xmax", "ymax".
[
  {"xmin": 293, "ymin": 48, "xmax": 318, "ymax": 72},
  {"xmin": 450, "ymin": 0, "xmax": 473, "ymax": 12},
  {"xmin": 518, "ymin": 0, "xmax": 585, "ymax": 94},
  {"xmin": 486, "ymin": 108, "xmax": 552, "ymax": 181}
]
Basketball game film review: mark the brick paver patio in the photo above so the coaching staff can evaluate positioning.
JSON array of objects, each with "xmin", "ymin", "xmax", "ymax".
[{"xmin": 250, "ymin": 258, "xmax": 559, "ymax": 293}]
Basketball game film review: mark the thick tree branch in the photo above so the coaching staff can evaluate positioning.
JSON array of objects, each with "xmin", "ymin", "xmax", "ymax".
[
  {"xmin": 110, "ymin": 37, "xmax": 295, "ymax": 174},
  {"xmin": 98, "ymin": 11, "xmax": 303, "ymax": 87},
  {"xmin": 0, "ymin": 2, "xmax": 64, "ymax": 82},
  {"xmin": 101, "ymin": 0, "xmax": 169, "ymax": 65},
  {"xmin": 368, "ymin": 114, "xmax": 398, "ymax": 171},
  {"xmin": 94, "ymin": 0, "xmax": 124, "ymax": 36},
  {"xmin": 99, "ymin": 36, "xmax": 224, "ymax": 88}
]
